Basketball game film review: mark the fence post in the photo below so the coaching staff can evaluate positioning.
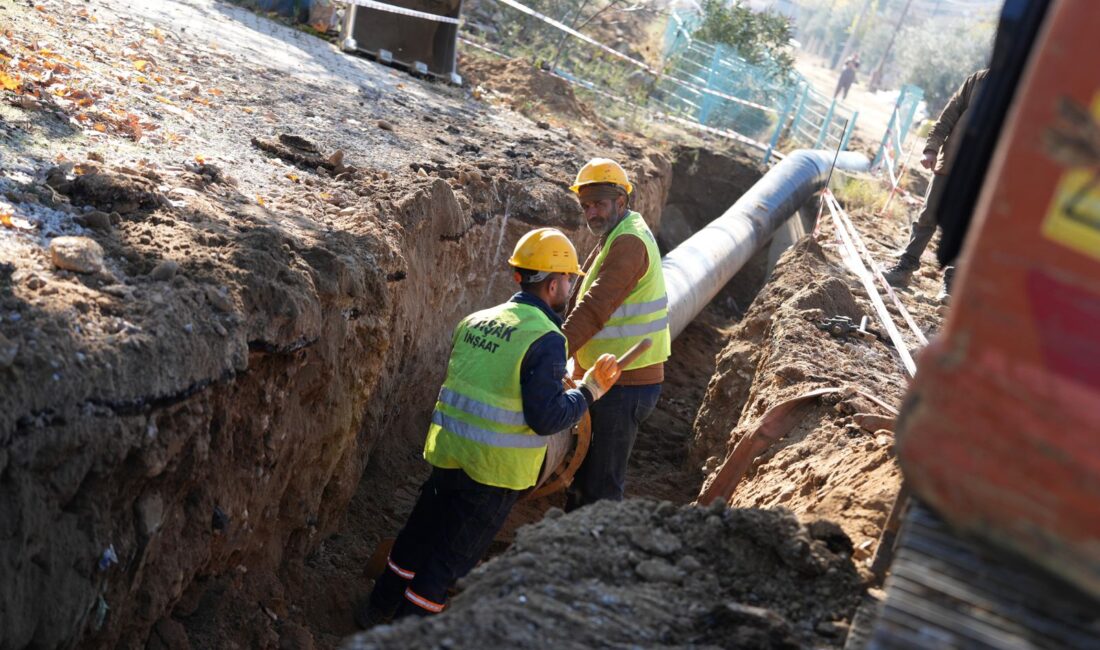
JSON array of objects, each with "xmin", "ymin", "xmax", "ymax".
[
  {"xmin": 697, "ymin": 45, "xmax": 722, "ymax": 124},
  {"xmin": 763, "ymin": 86, "xmax": 797, "ymax": 164},
  {"xmin": 839, "ymin": 110, "xmax": 858, "ymax": 151},
  {"xmin": 900, "ymin": 84, "xmax": 924, "ymax": 140},
  {"xmin": 789, "ymin": 82, "xmax": 810, "ymax": 144},
  {"xmin": 873, "ymin": 94, "xmax": 903, "ymax": 169},
  {"xmin": 814, "ymin": 96, "xmax": 837, "ymax": 149}
]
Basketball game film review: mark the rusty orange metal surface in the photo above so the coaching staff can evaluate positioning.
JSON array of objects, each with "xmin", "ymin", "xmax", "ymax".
[{"xmin": 896, "ymin": 0, "xmax": 1100, "ymax": 599}]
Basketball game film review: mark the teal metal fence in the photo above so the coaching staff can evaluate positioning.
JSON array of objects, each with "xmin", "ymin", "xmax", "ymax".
[
  {"xmin": 783, "ymin": 82, "xmax": 859, "ymax": 152},
  {"xmin": 654, "ymin": 10, "xmax": 859, "ymax": 163},
  {"xmin": 873, "ymin": 84, "xmax": 924, "ymax": 174},
  {"xmin": 459, "ymin": 1, "xmax": 866, "ymax": 162}
]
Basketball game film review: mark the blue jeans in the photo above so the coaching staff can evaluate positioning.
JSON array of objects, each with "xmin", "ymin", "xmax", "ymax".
[
  {"xmin": 565, "ymin": 383, "xmax": 662, "ymax": 511},
  {"xmin": 369, "ymin": 467, "xmax": 520, "ymax": 617}
]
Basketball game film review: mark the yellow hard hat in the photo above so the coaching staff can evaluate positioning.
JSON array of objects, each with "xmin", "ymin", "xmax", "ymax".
[
  {"xmin": 569, "ymin": 158, "xmax": 633, "ymax": 195},
  {"xmin": 508, "ymin": 228, "xmax": 584, "ymax": 276}
]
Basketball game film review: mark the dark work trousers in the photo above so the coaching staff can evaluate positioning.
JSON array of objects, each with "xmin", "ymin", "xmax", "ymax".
[
  {"xmin": 369, "ymin": 467, "xmax": 520, "ymax": 618},
  {"xmin": 565, "ymin": 383, "xmax": 661, "ymax": 511},
  {"xmin": 898, "ymin": 172, "xmax": 948, "ymax": 270}
]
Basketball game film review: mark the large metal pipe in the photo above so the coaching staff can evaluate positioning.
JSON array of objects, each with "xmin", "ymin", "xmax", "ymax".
[{"xmin": 663, "ymin": 149, "xmax": 870, "ymax": 339}]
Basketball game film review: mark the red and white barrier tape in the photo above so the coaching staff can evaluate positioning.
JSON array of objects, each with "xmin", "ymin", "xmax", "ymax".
[
  {"xmin": 822, "ymin": 191, "xmax": 918, "ymax": 376},
  {"xmin": 827, "ymin": 191, "xmax": 928, "ymax": 347}
]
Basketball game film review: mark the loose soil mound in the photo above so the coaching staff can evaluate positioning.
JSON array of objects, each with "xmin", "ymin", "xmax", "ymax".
[
  {"xmin": 460, "ymin": 55, "xmax": 604, "ymax": 127},
  {"xmin": 343, "ymin": 500, "xmax": 864, "ymax": 649},
  {"xmin": 692, "ymin": 194, "xmax": 946, "ymax": 566}
]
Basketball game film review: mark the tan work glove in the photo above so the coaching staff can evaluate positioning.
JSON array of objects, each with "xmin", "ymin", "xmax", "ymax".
[{"xmin": 576, "ymin": 353, "xmax": 622, "ymax": 401}]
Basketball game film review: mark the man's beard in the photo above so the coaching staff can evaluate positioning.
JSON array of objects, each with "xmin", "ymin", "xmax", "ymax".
[{"xmin": 586, "ymin": 215, "xmax": 615, "ymax": 236}]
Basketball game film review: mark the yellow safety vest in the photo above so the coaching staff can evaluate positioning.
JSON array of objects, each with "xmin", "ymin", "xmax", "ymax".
[
  {"xmin": 423, "ymin": 301, "xmax": 558, "ymax": 490},
  {"xmin": 576, "ymin": 211, "xmax": 671, "ymax": 371}
]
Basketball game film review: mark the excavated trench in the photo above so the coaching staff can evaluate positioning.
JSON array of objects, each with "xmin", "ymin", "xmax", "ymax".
[
  {"xmin": 272, "ymin": 146, "xmax": 774, "ymax": 650},
  {"xmin": 2, "ymin": 130, "xmax": 773, "ymax": 649},
  {"xmin": 338, "ymin": 154, "xmax": 920, "ymax": 649},
  {"xmin": 0, "ymin": 3, "xmax": 921, "ymax": 649}
]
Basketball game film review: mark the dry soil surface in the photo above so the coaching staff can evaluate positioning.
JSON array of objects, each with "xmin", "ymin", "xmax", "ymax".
[{"xmin": 692, "ymin": 176, "xmax": 946, "ymax": 573}]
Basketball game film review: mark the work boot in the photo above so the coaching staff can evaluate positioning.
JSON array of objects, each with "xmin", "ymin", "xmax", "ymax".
[
  {"xmin": 353, "ymin": 597, "xmax": 393, "ymax": 630},
  {"xmin": 937, "ymin": 266, "xmax": 955, "ymax": 305},
  {"xmin": 882, "ymin": 263, "xmax": 917, "ymax": 288}
]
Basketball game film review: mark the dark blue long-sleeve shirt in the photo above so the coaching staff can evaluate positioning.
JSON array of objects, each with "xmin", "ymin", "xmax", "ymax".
[{"xmin": 512, "ymin": 292, "xmax": 594, "ymax": 435}]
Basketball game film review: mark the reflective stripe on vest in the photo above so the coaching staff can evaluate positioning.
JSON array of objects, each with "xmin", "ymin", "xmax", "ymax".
[
  {"xmin": 608, "ymin": 295, "xmax": 668, "ymax": 320},
  {"xmin": 423, "ymin": 301, "xmax": 558, "ymax": 490},
  {"xmin": 430, "ymin": 410, "xmax": 547, "ymax": 449},
  {"xmin": 592, "ymin": 314, "xmax": 670, "ymax": 340},
  {"xmin": 438, "ymin": 386, "xmax": 527, "ymax": 427},
  {"xmin": 576, "ymin": 211, "xmax": 672, "ymax": 370}
]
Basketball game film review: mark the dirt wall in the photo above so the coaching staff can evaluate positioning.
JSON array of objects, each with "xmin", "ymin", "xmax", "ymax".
[
  {"xmin": 0, "ymin": 132, "xmax": 670, "ymax": 650},
  {"xmin": 0, "ymin": 2, "xmax": 693, "ymax": 647}
]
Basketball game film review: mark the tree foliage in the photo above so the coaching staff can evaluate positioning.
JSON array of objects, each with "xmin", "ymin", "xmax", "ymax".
[
  {"xmin": 693, "ymin": 0, "xmax": 795, "ymax": 78},
  {"xmin": 793, "ymin": 0, "xmax": 994, "ymax": 111},
  {"xmin": 896, "ymin": 18, "xmax": 992, "ymax": 113}
]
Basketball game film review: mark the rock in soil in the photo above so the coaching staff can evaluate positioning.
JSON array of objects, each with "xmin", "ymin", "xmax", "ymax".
[
  {"xmin": 342, "ymin": 500, "xmax": 862, "ymax": 649},
  {"xmin": 75, "ymin": 210, "xmax": 113, "ymax": 231},
  {"xmin": 49, "ymin": 236, "xmax": 105, "ymax": 274},
  {"xmin": 149, "ymin": 260, "xmax": 181, "ymax": 282}
]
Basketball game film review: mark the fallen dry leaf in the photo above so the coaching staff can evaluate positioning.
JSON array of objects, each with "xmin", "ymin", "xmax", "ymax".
[
  {"xmin": 133, "ymin": 60, "xmax": 149, "ymax": 72},
  {"xmin": 286, "ymin": 173, "xmax": 300, "ymax": 183},
  {"xmin": 255, "ymin": 195, "xmax": 265, "ymax": 206},
  {"xmin": 0, "ymin": 205, "xmax": 33, "ymax": 231},
  {"xmin": 93, "ymin": 123, "xmax": 107, "ymax": 132},
  {"xmin": 126, "ymin": 114, "xmax": 143, "ymax": 142},
  {"xmin": 0, "ymin": 70, "xmax": 21, "ymax": 91},
  {"xmin": 194, "ymin": 154, "xmax": 206, "ymax": 164}
]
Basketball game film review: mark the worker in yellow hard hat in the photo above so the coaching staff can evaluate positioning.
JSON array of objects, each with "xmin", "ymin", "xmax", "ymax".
[
  {"xmin": 562, "ymin": 158, "xmax": 671, "ymax": 511},
  {"xmin": 357, "ymin": 228, "xmax": 623, "ymax": 626}
]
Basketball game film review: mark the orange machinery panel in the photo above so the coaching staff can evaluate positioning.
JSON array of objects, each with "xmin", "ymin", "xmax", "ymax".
[{"xmin": 896, "ymin": 0, "xmax": 1100, "ymax": 599}]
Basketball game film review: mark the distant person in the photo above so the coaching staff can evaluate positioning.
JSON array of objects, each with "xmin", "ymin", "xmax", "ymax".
[
  {"xmin": 883, "ymin": 68, "xmax": 989, "ymax": 302},
  {"xmin": 357, "ymin": 229, "xmax": 621, "ymax": 625},
  {"xmin": 835, "ymin": 54, "xmax": 860, "ymax": 99}
]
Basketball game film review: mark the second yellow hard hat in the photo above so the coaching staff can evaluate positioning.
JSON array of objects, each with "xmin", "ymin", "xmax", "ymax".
[
  {"xmin": 508, "ymin": 228, "xmax": 584, "ymax": 276},
  {"xmin": 569, "ymin": 158, "xmax": 633, "ymax": 195}
]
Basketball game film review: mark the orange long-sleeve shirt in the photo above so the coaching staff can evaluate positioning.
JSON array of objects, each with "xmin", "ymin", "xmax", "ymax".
[{"xmin": 562, "ymin": 233, "xmax": 664, "ymax": 386}]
